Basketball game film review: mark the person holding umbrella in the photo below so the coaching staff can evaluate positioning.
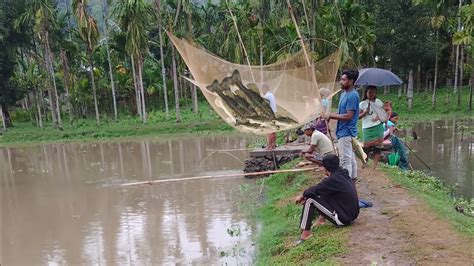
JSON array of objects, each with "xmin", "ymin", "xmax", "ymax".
[{"xmin": 359, "ymin": 86, "xmax": 385, "ymax": 169}]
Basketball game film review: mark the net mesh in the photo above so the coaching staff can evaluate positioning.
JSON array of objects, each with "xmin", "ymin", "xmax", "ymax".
[{"xmin": 168, "ymin": 32, "xmax": 341, "ymax": 135}]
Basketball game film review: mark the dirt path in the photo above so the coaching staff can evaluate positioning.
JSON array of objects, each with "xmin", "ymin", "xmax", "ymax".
[{"xmin": 337, "ymin": 167, "xmax": 474, "ymax": 265}]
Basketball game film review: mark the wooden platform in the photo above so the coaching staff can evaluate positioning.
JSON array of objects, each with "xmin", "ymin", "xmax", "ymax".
[{"xmin": 249, "ymin": 144, "xmax": 309, "ymax": 158}]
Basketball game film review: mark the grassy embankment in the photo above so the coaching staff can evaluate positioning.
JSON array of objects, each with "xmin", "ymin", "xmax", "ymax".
[
  {"xmin": 381, "ymin": 166, "xmax": 474, "ymax": 236},
  {"xmin": 0, "ymin": 103, "xmax": 233, "ymax": 145},
  {"xmin": 253, "ymin": 160, "xmax": 349, "ymax": 265},
  {"xmin": 252, "ymin": 164, "xmax": 473, "ymax": 264},
  {"xmin": 1, "ymin": 86, "xmax": 471, "ymax": 145}
]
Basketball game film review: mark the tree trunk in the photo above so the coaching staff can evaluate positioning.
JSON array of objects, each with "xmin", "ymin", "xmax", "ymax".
[
  {"xmin": 407, "ymin": 70, "xmax": 414, "ymax": 111},
  {"xmin": 1, "ymin": 104, "xmax": 12, "ymax": 128},
  {"xmin": 417, "ymin": 64, "xmax": 421, "ymax": 93},
  {"xmin": 433, "ymin": 31, "xmax": 439, "ymax": 109},
  {"xmin": 192, "ymin": 83, "xmax": 198, "ymax": 114},
  {"xmin": 155, "ymin": 0, "xmax": 169, "ymax": 118},
  {"xmin": 384, "ymin": 86, "xmax": 388, "ymax": 95},
  {"xmin": 35, "ymin": 88, "xmax": 43, "ymax": 129},
  {"xmin": 138, "ymin": 55, "xmax": 147, "ymax": 123},
  {"xmin": 60, "ymin": 48, "xmax": 72, "ymax": 120},
  {"xmin": 43, "ymin": 34, "xmax": 58, "ymax": 127},
  {"xmin": 1, "ymin": 105, "xmax": 7, "ymax": 130},
  {"xmin": 88, "ymin": 52, "xmax": 100, "ymax": 125},
  {"xmin": 457, "ymin": 44, "xmax": 464, "ymax": 108},
  {"xmin": 45, "ymin": 32, "xmax": 62, "ymax": 127},
  {"xmin": 171, "ymin": 45, "xmax": 181, "ymax": 123},
  {"xmin": 102, "ymin": 0, "xmax": 118, "ymax": 121},
  {"xmin": 453, "ymin": 0, "xmax": 462, "ymax": 94},
  {"xmin": 398, "ymin": 85, "xmax": 402, "ymax": 98},
  {"xmin": 469, "ymin": 77, "xmax": 473, "ymax": 111},
  {"xmin": 131, "ymin": 55, "xmax": 142, "ymax": 120}
]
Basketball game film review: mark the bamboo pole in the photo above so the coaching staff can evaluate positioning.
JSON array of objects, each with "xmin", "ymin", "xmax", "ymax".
[
  {"xmin": 225, "ymin": 0, "xmax": 256, "ymax": 84},
  {"xmin": 286, "ymin": 0, "xmax": 339, "ymax": 156},
  {"xmin": 120, "ymin": 166, "xmax": 321, "ymax": 187}
]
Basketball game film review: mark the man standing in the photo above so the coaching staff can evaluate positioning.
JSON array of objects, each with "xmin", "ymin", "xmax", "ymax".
[
  {"xmin": 294, "ymin": 154, "xmax": 359, "ymax": 243},
  {"xmin": 262, "ymin": 84, "xmax": 277, "ymax": 150},
  {"xmin": 325, "ymin": 69, "xmax": 360, "ymax": 180},
  {"xmin": 300, "ymin": 124, "xmax": 335, "ymax": 165}
]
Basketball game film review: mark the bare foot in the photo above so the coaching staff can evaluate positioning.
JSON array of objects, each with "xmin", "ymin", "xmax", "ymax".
[
  {"xmin": 315, "ymin": 216, "xmax": 326, "ymax": 226},
  {"xmin": 300, "ymin": 230, "xmax": 313, "ymax": 240}
]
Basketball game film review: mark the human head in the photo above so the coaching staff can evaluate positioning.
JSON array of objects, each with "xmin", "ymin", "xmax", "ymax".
[
  {"xmin": 302, "ymin": 124, "xmax": 315, "ymax": 137},
  {"xmin": 390, "ymin": 112, "xmax": 399, "ymax": 124},
  {"xmin": 322, "ymin": 154, "xmax": 340, "ymax": 174},
  {"xmin": 384, "ymin": 101, "xmax": 393, "ymax": 112},
  {"xmin": 261, "ymin": 84, "xmax": 270, "ymax": 95},
  {"xmin": 363, "ymin": 86, "xmax": 377, "ymax": 101},
  {"xmin": 340, "ymin": 69, "xmax": 359, "ymax": 90},
  {"xmin": 319, "ymin": 87, "xmax": 330, "ymax": 99}
]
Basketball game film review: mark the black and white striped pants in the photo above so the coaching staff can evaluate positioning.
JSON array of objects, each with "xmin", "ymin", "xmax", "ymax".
[{"xmin": 299, "ymin": 197, "xmax": 345, "ymax": 231}]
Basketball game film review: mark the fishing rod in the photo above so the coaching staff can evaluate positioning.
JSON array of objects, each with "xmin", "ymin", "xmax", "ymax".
[
  {"xmin": 120, "ymin": 166, "xmax": 321, "ymax": 187},
  {"xmin": 402, "ymin": 141, "xmax": 432, "ymax": 172}
]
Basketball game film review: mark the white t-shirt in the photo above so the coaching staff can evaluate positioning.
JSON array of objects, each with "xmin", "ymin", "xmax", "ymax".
[
  {"xmin": 359, "ymin": 99, "xmax": 383, "ymax": 129},
  {"xmin": 264, "ymin": 92, "xmax": 277, "ymax": 113},
  {"xmin": 310, "ymin": 130, "xmax": 334, "ymax": 154}
]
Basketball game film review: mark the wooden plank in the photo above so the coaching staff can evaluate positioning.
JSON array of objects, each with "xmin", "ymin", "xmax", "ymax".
[{"xmin": 249, "ymin": 144, "xmax": 309, "ymax": 157}]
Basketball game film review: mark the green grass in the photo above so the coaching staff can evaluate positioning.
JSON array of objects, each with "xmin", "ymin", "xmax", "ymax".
[
  {"xmin": 381, "ymin": 166, "xmax": 474, "ymax": 236},
  {"xmin": 0, "ymin": 103, "xmax": 234, "ymax": 145},
  {"xmin": 373, "ymin": 86, "xmax": 473, "ymax": 128},
  {"xmin": 254, "ymin": 161, "xmax": 348, "ymax": 265},
  {"xmin": 2, "ymin": 87, "xmax": 472, "ymax": 145}
]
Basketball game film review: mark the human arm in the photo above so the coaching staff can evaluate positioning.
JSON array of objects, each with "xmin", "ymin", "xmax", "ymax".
[
  {"xmin": 328, "ymin": 110, "xmax": 355, "ymax": 121},
  {"xmin": 300, "ymin": 144, "xmax": 316, "ymax": 157},
  {"xmin": 294, "ymin": 195, "xmax": 306, "ymax": 205},
  {"xmin": 302, "ymin": 177, "xmax": 335, "ymax": 198}
]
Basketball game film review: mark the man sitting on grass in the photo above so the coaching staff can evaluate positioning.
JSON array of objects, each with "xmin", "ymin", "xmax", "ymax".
[
  {"xmin": 294, "ymin": 154, "xmax": 359, "ymax": 244},
  {"xmin": 299, "ymin": 124, "xmax": 335, "ymax": 166}
]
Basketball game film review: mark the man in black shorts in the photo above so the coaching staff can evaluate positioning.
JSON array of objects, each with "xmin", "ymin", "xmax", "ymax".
[{"xmin": 294, "ymin": 154, "xmax": 359, "ymax": 243}]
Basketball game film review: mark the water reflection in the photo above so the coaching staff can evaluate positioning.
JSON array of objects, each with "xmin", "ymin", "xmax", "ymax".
[
  {"xmin": 1, "ymin": 135, "xmax": 255, "ymax": 264},
  {"xmin": 408, "ymin": 119, "xmax": 473, "ymax": 198}
]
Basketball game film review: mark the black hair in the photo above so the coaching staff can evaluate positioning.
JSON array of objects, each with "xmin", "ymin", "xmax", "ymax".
[
  {"xmin": 322, "ymin": 154, "xmax": 340, "ymax": 172},
  {"xmin": 390, "ymin": 112, "xmax": 398, "ymax": 118},
  {"xmin": 362, "ymin": 86, "xmax": 377, "ymax": 101},
  {"xmin": 341, "ymin": 69, "xmax": 359, "ymax": 83}
]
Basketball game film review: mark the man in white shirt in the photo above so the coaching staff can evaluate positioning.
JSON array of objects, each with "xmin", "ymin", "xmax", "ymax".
[
  {"xmin": 300, "ymin": 124, "xmax": 335, "ymax": 165},
  {"xmin": 262, "ymin": 84, "xmax": 277, "ymax": 150}
]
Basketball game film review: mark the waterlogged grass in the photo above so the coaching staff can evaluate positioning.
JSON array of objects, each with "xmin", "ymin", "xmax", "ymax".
[
  {"xmin": 381, "ymin": 166, "xmax": 474, "ymax": 236},
  {"xmin": 0, "ymin": 104, "xmax": 233, "ymax": 145},
  {"xmin": 255, "ymin": 161, "xmax": 348, "ymax": 265}
]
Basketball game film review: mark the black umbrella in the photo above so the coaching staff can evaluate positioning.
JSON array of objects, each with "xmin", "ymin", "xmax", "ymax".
[{"xmin": 355, "ymin": 68, "xmax": 403, "ymax": 87}]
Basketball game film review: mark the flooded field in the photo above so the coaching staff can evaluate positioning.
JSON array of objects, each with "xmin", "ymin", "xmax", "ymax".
[
  {"xmin": 408, "ymin": 119, "xmax": 473, "ymax": 198},
  {"xmin": 1, "ymin": 135, "xmax": 257, "ymax": 265}
]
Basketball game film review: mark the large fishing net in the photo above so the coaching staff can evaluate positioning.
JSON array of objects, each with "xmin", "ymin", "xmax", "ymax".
[{"xmin": 168, "ymin": 32, "xmax": 341, "ymax": 135}]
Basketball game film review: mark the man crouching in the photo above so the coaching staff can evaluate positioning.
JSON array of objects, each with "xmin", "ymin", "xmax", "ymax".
[{"xmin": 294, "ymin": 154, "xmax": 359, "ymax": 243}]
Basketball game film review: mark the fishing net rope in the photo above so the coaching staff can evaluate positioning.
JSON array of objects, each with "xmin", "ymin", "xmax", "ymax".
[{"xmin": 168, "ymin": 32, "xmax": 341, "ymax": 135}]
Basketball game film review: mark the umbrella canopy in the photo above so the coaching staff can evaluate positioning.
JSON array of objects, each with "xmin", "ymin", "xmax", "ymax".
[{"xmin": 355, "ymin": 68, "xmax": 403, "ymax": 87}]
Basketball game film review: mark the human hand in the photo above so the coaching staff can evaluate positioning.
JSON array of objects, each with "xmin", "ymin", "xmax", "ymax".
[
  {"xmin": 372, "ymin": 116, "xmax": 379, "ymax": 122},
  {"xmin": 294, "ymin": 195, "xmax": 306, "ymax": 205}
]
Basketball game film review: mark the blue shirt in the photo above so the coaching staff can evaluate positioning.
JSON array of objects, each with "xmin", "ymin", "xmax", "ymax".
[{"xmin": 336, "ymin": 89, "xmax": 359, "ymax": 139}]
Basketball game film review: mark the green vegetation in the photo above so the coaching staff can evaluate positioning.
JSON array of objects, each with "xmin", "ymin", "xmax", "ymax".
[
  {"xmin": 381, "ymin": 166, "xmax": 474, "ymax": 236},
  {"xmin": 0, "ymin": 104, "xmax": 232, "ymax": 145},
  {"xmin": 254, "ymin": 161, "xmax": 348, "ymax": 265},
  {"xmin": 1, "ymin": 0, "xmax": 472, "ymax": 136}
]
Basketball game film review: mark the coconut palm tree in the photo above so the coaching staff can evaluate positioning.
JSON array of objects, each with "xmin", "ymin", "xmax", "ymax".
[
  {"xmin": 154, "ymin": 0, "xmax": 169, "ymax": 118},
  {"xmin": 113, "ymin": 0, "xmax": 154, "ymax": 124},
  {"xmin": 73, "ymin": 0, "xmax": 101, "ymax": 124},
  {"xmin": 101, "ymin": 0, "xmax": 118, "ymax": 121},
  {"xmin": 16, "ymin": 0, "xmax": 62, "ymax": 128}
]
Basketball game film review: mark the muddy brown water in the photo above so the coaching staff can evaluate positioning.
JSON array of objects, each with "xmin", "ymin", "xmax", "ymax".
[
  {"xmin": 1, "ymin": 135, "xmax": 258, "ymax": 265},
  {"xmin": 407, "ymin": 119, "xmax": 473, "ymax": 198}
]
